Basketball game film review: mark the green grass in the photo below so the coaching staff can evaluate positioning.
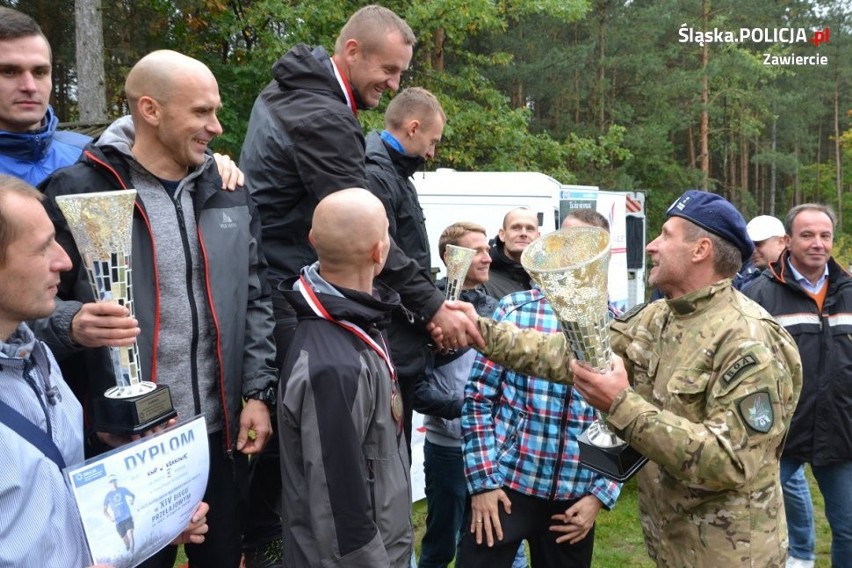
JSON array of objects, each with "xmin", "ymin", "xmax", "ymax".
[
  {"xmin": 411, "ymin": 468, "xmax": 830, "ymax": 568},
  {"xmin": 172, "ymin": 467, "xmax": 830, "ymax": 567}
]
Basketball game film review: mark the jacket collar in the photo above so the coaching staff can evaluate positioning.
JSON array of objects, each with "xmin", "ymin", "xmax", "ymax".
[
  {"xmin": 0, "ymin": 105, "xmax": 58, "ymax": 161},
  {"xmin": 767, "ymin": 250, "xmax": 852, "ymax": 294},
  {"xmin": 87, "ymin": 116, "xmax": 216, "ymax": 202},
  {"xmin": 282, "ymin": 267, "xmax": 400, "ymax": 330},
  {"xmin": 273, "ymin": 44, "xmax": 364, "ymax": 108},
  {"xmin": 0, "ymin": 324, "xmax": 58, "ymax": 404},
  {"xmin": 366, "ymin": 131, "xmax": 425, "ymax": 178},
  {"xmin": 0, "ymin": 323, "xmax": 37, "ymax": 359},
  {"xmin": 666, "ymin": 279, "xmax": 733, "ymax": 316}
]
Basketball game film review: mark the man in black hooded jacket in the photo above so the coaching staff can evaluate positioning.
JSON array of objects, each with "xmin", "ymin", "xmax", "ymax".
[
  {"xmin": 239, "ymin": 6, "xmax": 475, "ymax": 566},
  {"xmin": 365, "ymin": 86, "xmax": 446, "ymax": 454}
]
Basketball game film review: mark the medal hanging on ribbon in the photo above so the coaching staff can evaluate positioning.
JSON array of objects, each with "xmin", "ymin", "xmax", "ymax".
[{"xmin": 298, "ymin": 277, "xmax": 403, "ymax": 432}]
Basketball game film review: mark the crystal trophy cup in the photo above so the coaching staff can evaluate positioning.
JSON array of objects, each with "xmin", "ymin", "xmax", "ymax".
[
  {"xmin": 443, "ymin": 244, "xmax": 476, "ymax": 301},
  {"xmin": 520, "ymin": 227, "xmax": 647, "ymax": 482},
  {"xmin": 56, "ymin": 190, "xmax": 177, "ymax": 435}
]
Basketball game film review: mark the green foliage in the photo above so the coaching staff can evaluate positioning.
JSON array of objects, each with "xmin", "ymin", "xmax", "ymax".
[{"xmin": 7, "ymin": 0, "xmax": 850, "ymax": 233}]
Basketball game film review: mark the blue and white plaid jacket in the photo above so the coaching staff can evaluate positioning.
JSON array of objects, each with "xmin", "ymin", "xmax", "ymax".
[{"xmin": 461, "ymin": 288, "xmax": 622, "ymax": 507}]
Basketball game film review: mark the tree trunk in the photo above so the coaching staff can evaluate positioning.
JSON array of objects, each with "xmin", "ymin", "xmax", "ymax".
[
  {"xmin": 699, "ymin": 0, "xmax": 710, "ymax": 190},
  {"xmin": 431, "ymin": 27, "xmax": 445, "ymax": 72},
  {"xmin": 687, "ymin": 122, "xmax": 696, "ymax": 168},
  {"xmin": 597, "ymin": 5, "xmax": 607, "ymax": 134},
  {"xmin": 75, "ymin": 0, "xmax": 107, "ymax": 121},
  {"xmin": 834, "ymin": 70, "xmax": 842, "ymax": 230},
  {"xmin": 770, "ymin": 116, "xmax": 777, "ymax": 216},
  {"xmin": 740, "ymin": 132, "xmax": 748, "ymax": 208}
]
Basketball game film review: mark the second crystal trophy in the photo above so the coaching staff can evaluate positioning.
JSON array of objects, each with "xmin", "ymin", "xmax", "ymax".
[
  {"xmin": 443, "ymin": 244, "xmax": 476, "ymax": 301},
  {"xmin": 56, "ymin": 190, "xmax": 177, "ymax": 435},
  {"xmin": 520, "ymin": 226, "xmax": 647, "ymax": 482}
]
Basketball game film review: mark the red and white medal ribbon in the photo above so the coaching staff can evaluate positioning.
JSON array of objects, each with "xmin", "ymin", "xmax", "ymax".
[{"xmin": 298, "ymin": 277, "xmax": 403, "ymax": 429}]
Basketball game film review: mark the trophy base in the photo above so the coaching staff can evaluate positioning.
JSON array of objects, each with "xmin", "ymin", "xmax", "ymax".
[
  {"xmin": 93, "ymin": 382, "xmax": 177, "ymax": 435},
  {"xmin": 578, "ymin": 428, "xmax": 649, "ymax": 482}
]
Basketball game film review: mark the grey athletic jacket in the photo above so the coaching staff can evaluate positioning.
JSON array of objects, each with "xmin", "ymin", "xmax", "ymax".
[
  {"xmin": 37, "ymin": 117, "xmax": 277, "ymax": 452},
  {"xmin": 278, "ymin": 269, "xmax": 412, "ymax": 567}
]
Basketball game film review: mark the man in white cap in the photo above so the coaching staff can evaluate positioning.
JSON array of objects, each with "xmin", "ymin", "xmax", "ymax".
[
  {"xmin": 734, "ymin": 215, "xmax": 787, "ymax": 290},
  {"xmin": 740, "ymin": 215, "xmax": 816, "ymax": 568},
  {"xmin": 747, "ymin": 215, "xmax": 787, "ymax": 272}
]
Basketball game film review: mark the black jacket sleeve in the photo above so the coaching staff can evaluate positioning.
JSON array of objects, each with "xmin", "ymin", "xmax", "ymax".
[{"xmin": 377, "ymin": 240, "xmax": 444, "ymax": 322}]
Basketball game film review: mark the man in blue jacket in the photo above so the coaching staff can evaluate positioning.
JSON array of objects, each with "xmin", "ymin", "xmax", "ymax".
[
  {"xmin": 0, "ymin": 7, "xmax": 90, "ymax": 185},
  {"xmin": 0, "ymin": 7, "xmax": 244, "ymax": 191}
]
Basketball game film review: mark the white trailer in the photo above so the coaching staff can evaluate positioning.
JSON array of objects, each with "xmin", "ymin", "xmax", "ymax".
[{"xmin": 411, "ymin": 169, "xmax": 646, "ymax": 309}]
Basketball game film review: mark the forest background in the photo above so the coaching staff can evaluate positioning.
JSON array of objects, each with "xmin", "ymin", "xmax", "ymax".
[{"xmin": 7, "ymin": 0, "xmax": 852, "ymax": 265}]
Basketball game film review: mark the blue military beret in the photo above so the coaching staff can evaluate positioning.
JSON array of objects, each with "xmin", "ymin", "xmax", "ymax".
[{"xmin": 666, "ymin": 190, "xmax": 754, "ymax": 262}]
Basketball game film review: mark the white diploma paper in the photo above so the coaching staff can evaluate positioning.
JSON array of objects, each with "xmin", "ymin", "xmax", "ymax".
[{"xmin": 64, "ymin": 416, "xmax": 209, "ymax": 568}]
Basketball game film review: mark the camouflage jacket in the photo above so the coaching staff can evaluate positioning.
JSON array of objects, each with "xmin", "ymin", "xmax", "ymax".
[{"xmin": 477, "ymin": 280, "xmax": 802, "ymax": 567}]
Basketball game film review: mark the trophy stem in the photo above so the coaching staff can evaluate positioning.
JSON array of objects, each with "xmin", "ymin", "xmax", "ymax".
[
  {"xmin": 104, "ymin": 380, "xmax": 157, "ymax": 400},
  {"xmin": 584, "ymin": 415, "xmax": 625, "ymax": 448}
]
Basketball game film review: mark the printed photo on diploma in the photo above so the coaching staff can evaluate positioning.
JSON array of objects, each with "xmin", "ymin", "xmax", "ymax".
[{"xmin": 64, "ymin": 416, "xmax": 209, "ymax": 568}]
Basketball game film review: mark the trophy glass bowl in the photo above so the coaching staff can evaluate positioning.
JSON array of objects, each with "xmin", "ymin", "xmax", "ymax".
[
  {"xmin": 443, "ymin": 244, "xmax": 476, "ymax": 301},
  {"xmin": 56, "ymin": 190, "xmax": 177, "ymax": 435},
  {"xmin": 520, "ymin": 226, "xmax": 647, "ymax": 482}
]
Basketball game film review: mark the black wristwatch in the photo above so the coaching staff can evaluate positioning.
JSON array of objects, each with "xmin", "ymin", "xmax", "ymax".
[{"xmin": 245, "ymin": 385, "xmax": 277, "ymax": 408}]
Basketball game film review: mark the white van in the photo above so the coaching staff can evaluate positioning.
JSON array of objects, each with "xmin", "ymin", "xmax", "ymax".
[{"xmin": 411, "ymin": 169, "xmax": 646, "ymax": 309}]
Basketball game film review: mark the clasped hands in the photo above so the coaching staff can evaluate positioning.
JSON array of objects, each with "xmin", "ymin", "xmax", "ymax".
[
  {"xmin": 427, "ymin": 300, "xmax": 483, "ymax": 351},
  {"xmin": 428, "ymin": 301, "xmax": 630, "ymax": 412}
]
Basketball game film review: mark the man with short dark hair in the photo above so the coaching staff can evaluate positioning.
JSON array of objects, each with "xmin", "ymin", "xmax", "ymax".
[
  {"xmin": 0, "ymin": 175, "xmax": 209, "ymax": 567},
  {"xmin": 0, "ymin": 7, "xmax": 244, "ymax": 191},
  {"xmin": 744, "ymin": 204, "xmax": 852, "ymax": 568},
  {"xmin": 242, "ymin": 5, "xmax": 471, "ymax": 352},
  {"xmin": 0, "ymin": 7, "xmax": 89, "ymax": 185},
  {"xmin": 463, "ymin": 191, "xmax": 801, "ymax": 566},
  {"xmin": 240, "ymin": 8, "xmax": 476, "ymax": 564},
  {"xmin": 414, "ymin": 221, "xmax": 497, "ymax": 568}
]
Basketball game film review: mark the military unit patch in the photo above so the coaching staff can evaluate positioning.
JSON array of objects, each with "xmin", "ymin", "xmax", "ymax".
[
  {"xmin": 722, "ymin": 354, "xmax": 757, "ymax": 385},
  {"xmin": 737, "ymin": 391, "xmax": 774, "ymax": 433},
  {"xmin": 616, "ymin": 302, "xmax": 647, "ymax": 322}
]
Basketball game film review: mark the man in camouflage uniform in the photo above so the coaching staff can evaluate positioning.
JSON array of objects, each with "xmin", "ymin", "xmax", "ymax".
[{"xmin": 464, "ymin": 190, "xmax": 802, "ymax": 567}]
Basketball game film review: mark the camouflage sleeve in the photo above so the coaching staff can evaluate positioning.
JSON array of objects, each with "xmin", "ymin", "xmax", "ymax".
[
  {"xmin": 605, "ymin": 339, "xmax": 796, "ymax": 491},
  {"xmin": 475, "ymin": 317, "xmax": 574, "ymax": 384}
]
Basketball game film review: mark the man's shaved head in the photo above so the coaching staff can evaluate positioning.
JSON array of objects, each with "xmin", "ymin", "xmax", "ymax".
[
  {"xmin": 311, "ymin": 188, "xmax": 389, "ymax": 274},
  {"xmin": 125, "ymin": 50, "xmax": 215, "ymax": 112}
]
